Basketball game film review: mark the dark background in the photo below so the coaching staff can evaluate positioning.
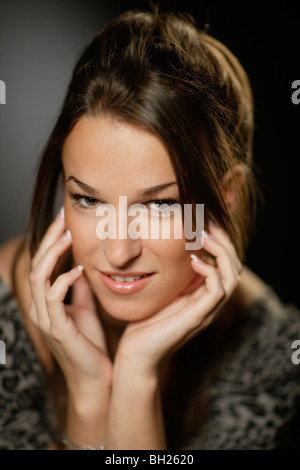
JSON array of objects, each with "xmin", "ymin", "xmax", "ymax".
[{"xmin": 0, "ymin": 0, "xmax": 299, "ymax": 309}]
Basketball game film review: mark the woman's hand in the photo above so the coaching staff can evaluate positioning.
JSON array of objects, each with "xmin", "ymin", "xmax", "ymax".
[
  {"xmin": 106, "ymin": 222, "xmax": 241, "ymax": 449},
  {"xmin": 115, "ymin": 222, "xmax": 242, "ymax": 378},
  {"xmin": 28, "ymin": 209, "xmax": 113, "ymax": 394}
]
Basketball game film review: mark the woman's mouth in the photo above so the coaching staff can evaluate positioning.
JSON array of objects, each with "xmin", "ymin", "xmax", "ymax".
[{"xmin": 98, "ymin": 271, "xmax": 155, "ymax": 294}]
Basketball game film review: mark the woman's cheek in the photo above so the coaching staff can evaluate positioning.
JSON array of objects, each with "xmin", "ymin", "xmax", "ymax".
[
  {"xmin": 150, "ymin": 234, "xmax": 187, "ymax": 258},
  {"xmin": 66, "ymin": 213, "xmax": 97, "ymax": 262},
  {"xmin": 170, "ymin": 246, "xmax": 202, "ymax": 294}
]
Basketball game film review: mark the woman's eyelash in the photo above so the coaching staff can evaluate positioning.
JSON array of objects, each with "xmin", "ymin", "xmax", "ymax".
[
  {"xmin": 70, "ymin": 193, "xmax": 179, "ymax": 210},
  {"xmin": 70, "ymin": 193, "xmax": 100, "ymax": 208},
  {"xmin": 148, "ymin": 199, "xmax": 179, "ymax": 209}
]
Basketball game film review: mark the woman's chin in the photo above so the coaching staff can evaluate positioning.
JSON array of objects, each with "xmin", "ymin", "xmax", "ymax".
[{"xmin": 96, "ymin": 298, "xmax": 157, "ymax": 325}]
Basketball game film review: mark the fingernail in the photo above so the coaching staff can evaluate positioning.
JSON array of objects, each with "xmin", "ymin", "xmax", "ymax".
[
  {"xmin": 190, "ymin": 254, "xmax": 203, "ymax": 263},
  {"xmin": 56, "ymin": 207, "xmax": 65, "ymax": 221},
  {"xmin": 61, "ymin": 229, "xmax": 72, "ymax": 241},
  {"xmin": 71, "ymin": 265, "xmax": 84, "ymax": 273},
  {"xmin": 201, "ymin": 229, "xmax": 210, "ymax": 240},
  {"xmin": 208, "ymin": 219, "xmax": 216, "ymax": 228}
]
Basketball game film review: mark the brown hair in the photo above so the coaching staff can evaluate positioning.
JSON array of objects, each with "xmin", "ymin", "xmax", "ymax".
[
  {"xmin": 28, "ymin": 9, "xmax": 256, "ymax": 261},
  {"xmin": 26, "ymin": 9, "xmax": 258, "ymax": 447}
]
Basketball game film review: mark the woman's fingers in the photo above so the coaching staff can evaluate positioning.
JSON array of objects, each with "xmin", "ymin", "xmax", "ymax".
[
  {"xmin": 29, "ymin": 231, "xmax": 72, "ymax": 324},
  {"xmin": 30, "ymin": 263, "xmax": 83, "ymax": 335},
  {"xmin": 71, "ymin": 271, "xmax": 96, "ymax": 311},
  {"xmin": 185, "ymin": 224, "xmax": 242, "ymax": 328},
  {"xmin": 30, "ymin": 230, "xmax": 72, "ymax": 288},
  {"xmin": 207, "ymin": 221, "xmax": 242, "ymax": 274},
  {"xmin": 200, "ymin": 234, "xmax": 240, "ymax": 294},
  {"xmin": 31, "ymin": 207, "xmax": 65, "ymax": 269},
  {"xmin": 189, "ymin": 254, "xmax": 225, "ymax": 312},
  {"xmin": 44, "ymin": 265, "xmax": 84, "ymax": 338},
  {"xmin": 193, "ymin": 223, "xmax": 242, "ymax": 294}
]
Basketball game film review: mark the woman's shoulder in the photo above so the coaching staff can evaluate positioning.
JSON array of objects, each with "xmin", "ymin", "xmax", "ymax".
[
  {"xmin": 234, "ymin": 266, "xmax": 300, "ymax": 327},
  {"xmin": 0, "ymin": 236, "xmax": 52, "ymax": 372},
  {"xmin": 220, "ymin": 267, "xmax": 300, "ymax": 391},
  {"xmin": 0, "ymin": 235, "xmax": 33, "ymax": 334},
  {"xmin": 240, "ymin": 267, "xmax": 300, "ymax": 331},
  {"xmin": 0, "ymin": 236, "xmax": 27, "ymax": 291},
  {"xmin": 0, "ymin": 235, "xmax": 32, "ymax": 316},
  {"xmin": 188, "ymin": 268, "xmax": 300, "ymax": 450},
  {"xmin": 0, "ymin": 237, "xmax": 55, "ymax": 450}
]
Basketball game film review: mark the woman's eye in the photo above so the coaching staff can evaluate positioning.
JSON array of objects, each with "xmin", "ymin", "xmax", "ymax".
[
  {"xmin": 71, "ymin": 193, "xmax": 100, "ymax": 208},
  {"xmin": 70, "ymin": 193, "xmax": 179, "ymax": 212},
  {"xmin": 149, "ymin": 199, "xmax": 178, "ymax": 211},
  {"xmin": 81, "ymin": 197, "xmax": 99, "ymax": 207}
]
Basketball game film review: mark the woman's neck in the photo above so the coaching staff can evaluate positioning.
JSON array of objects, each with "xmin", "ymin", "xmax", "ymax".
[{"xmin": 94, "ymin": 298, "xmax": 127, "ymax": 361}]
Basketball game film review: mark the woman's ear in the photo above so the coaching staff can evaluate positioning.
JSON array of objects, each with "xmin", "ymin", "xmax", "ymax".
[{"xmin": 221, "ymin": 165, "xmax": 245, "ymax": 213}]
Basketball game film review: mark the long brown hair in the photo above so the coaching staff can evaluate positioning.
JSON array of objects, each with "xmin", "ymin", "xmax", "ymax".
[
  {"xmin": 26, "ymin": 8, "xmax": 258, "ymax": 447},
  {"xmin": 28, "ymin": 9, "xmax": 256, "ymax": 260}
]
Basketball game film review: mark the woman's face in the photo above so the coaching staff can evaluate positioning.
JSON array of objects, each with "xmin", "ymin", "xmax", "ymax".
[{"xmin": 62, "ymin": 116, "xmax": 203, "ymax": 324}]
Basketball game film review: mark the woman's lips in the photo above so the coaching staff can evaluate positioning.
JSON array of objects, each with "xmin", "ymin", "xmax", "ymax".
[{"xmin": 98, "ymin": 271, "xmax": 155, "ymax": 295}]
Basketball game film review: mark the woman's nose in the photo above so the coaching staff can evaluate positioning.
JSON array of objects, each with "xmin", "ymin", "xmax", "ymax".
[
  {"xmin": 97, "ymin": 198, "xmax": 144, "ymax": 267},
  {"xmin": 103, "ymin": 236, "xmax": 142, "ymax": 268}
]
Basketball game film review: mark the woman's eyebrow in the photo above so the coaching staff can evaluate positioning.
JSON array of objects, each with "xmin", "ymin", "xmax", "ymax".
[
  {"xmin": 66, "ymin": 176, "xmax": 98, "ymax": 196},
  {"xmin": 66, "ymin": 176, "xmax": 177, "ymax": 197},
  {"xmin": 139, "ymin": 182, "xmax": 178, "ymax": 197}
]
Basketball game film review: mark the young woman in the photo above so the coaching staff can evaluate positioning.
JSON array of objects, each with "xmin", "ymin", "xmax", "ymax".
[{"xmin": 0, "ymin": 9, "xmax": 299, "ymax": 450}]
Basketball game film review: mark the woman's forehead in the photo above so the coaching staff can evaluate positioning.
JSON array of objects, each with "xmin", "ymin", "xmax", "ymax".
[
  {"xmin": 62, "ymin": 115, "xmax": 177, "ymax": 193},
  {"xmin": 64, "ymin": 115, "xmax": 168, "ymax": 154}
]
